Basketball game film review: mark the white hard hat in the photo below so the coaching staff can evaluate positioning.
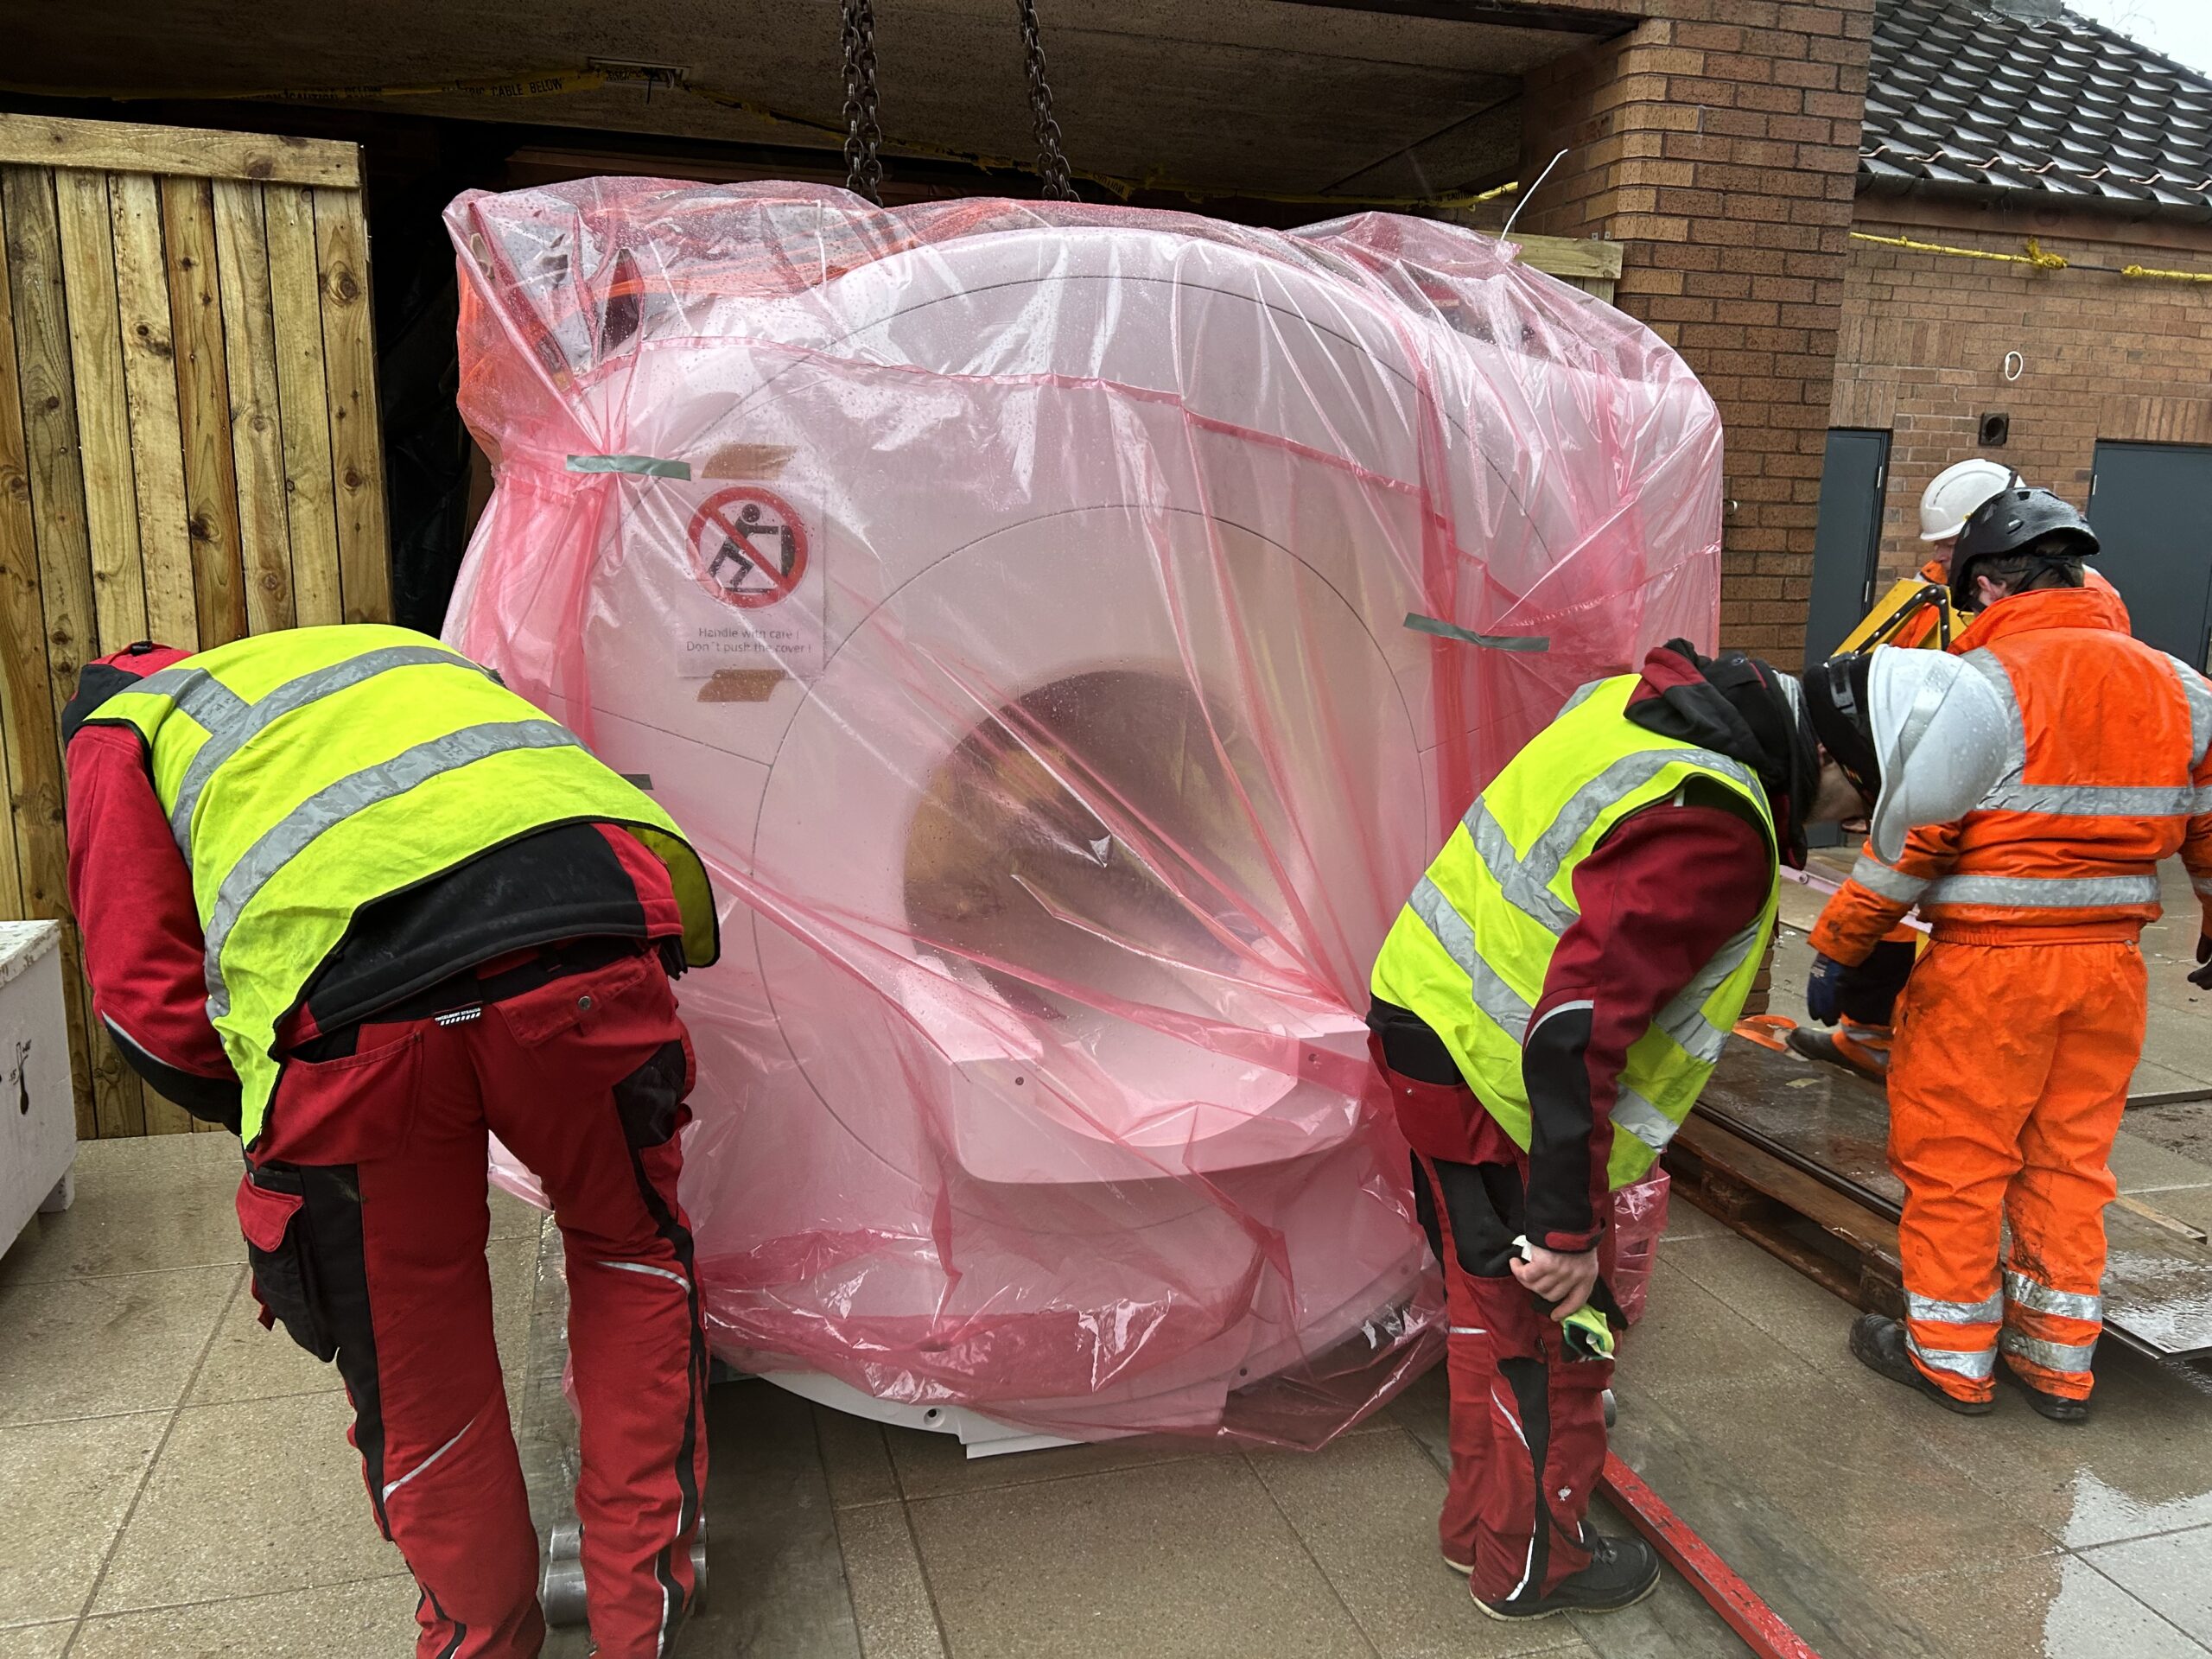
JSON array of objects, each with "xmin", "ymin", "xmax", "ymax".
[
  {"xmin": 1865, "ymin": 649, "xmax": 2011, "ymax": 863},
  {"xmin": 1919, "ymin": 458, "xmax": 2013, "ymax": 542}
]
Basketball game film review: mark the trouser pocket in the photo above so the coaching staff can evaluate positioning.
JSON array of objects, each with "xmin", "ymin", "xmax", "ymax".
[{"xmin": 237, "ymin": 1163, "xmax": 335, "ymax": 1362}]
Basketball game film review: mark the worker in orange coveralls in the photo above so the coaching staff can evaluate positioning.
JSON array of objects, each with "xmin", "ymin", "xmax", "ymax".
[
  {"xmin": 1789, "ymin": 461, "xmax": 2001, "ymax": 1085},
  {"xmin": 1810, "ymin": 486, "xmax": 2212, "ymax": 1423},
  {"xmin": 1792, "ymin": 461, "xmax": 2127, "ymax": 1087}
]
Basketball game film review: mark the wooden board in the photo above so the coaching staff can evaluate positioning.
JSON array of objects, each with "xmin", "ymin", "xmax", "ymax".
[
  {"xmin": 1690, "ymin": 1039, "xmax": 2212, "ymax": 1359},
  {"xmin": 1513, "ymin": 232, "xmax": 1623, "ymax": 282},
  {"xmin": 212, "ymin": 179, "xmax": 296, "ymax": 635},
  {"xmin": 0, "ymin": 113, "xmax": 359, "ymax": 189},
  {"xmin": 0, "ymin": 118, "xmax": 390, "ymax": 1135},
  {"xmin": 314, "ymin": 188, "xmax": 391, "ymax": 626},
  {"xmin": 162, "ymin": 175, "xmax": 249, "ymax": 648}
]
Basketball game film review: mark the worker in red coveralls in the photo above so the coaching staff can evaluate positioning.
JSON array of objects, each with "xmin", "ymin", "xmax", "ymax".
[
  {"xmin": 62, "ymin": 625, "xmax": 720, "ymax": 1659},
  {"xmin": 1364, "ymin": 640, "xmax": 1975, "ymax": 1623}
]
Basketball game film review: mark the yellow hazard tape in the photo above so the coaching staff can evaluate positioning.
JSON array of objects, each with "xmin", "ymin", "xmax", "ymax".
[
  {"xmin": 24, "ymin": 66, "xmax": 1521, "ymax": 217},
  {"xmin": 1850, "ymin": 230, "xmax": 2068, "ymax": 270},
  {"xmin": 2120, "ymin": 263, "xmax": 2212, "ymax": 283},
  {"xmin": 1854, "ymin": 229, "xmax": 2212, "ymax": 284}
]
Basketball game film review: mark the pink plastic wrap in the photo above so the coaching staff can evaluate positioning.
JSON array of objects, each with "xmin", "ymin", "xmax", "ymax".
[
  {"xmin": 442, "ymin": 181, "xmax": 1723, "ymax": 1448},
  {"xmin": 1609, "ymin": 1171, "xmax": 1673, "ymax": 1327}
]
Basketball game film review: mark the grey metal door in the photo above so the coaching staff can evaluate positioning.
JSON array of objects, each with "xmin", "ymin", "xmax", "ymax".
[
  {"xmin": 1804, "ymin": 429, "xmax": 1891, "ymax": 667},
  {"xmin": 2090, "ymin": 442, "xmax": 2212, "ymax": 670}
]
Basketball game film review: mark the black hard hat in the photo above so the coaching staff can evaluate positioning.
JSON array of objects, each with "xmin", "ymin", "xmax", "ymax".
[
  {"xmin": 1949, "ymin": 486, "xmax": 2099, "ymax": 613},
  {"xmin": 1802, "ymin": 650, "xmax": 1879, "ymax": 808}
]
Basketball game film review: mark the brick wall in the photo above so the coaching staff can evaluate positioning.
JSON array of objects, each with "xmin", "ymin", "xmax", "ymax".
[
  {"xmin": 1516, "ymin": 0, "xmax": 1875, "ymax": 661},
  {"xmin": 1832, "ymin": 197, "xmax": 2212, "ymax": 586}
]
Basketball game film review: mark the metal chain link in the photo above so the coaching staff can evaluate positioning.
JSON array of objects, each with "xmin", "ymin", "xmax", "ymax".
[
  {"xmin": 1017, "ymin": 0, "xmax": 1073, "ymax": 200},
  {"xmin": 841, "ymin": 0, "xmax": 885, "ymax": 204}
]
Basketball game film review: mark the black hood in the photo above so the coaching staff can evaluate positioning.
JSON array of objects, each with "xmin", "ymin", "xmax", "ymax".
[{"xmin": 1623, "ymin": 639, "xmax": 1817, "ymax": 867}]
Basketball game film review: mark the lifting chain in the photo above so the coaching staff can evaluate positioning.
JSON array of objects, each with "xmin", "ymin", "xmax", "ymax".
[
  {"xmin": 840, "ymin": 0, "xmax": 886, "ymax": 203},
  {"xmin": 1017, "ymin": 0, "xmax": 1074, "ymax": 200}
]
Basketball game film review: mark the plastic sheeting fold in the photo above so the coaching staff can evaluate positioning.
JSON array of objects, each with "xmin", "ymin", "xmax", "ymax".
[{"xmin": 443, "ymin": 180, "xmax": 1724, "ymax": 1447}]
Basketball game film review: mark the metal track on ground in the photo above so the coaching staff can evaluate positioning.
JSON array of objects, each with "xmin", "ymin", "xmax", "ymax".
[{"xmin": 1693, "ymin": 1041, "xmax": 2212, "ymax": 1362}]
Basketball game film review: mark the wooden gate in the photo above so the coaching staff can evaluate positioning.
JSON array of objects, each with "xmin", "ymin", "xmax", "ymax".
[{"xmin": 0, "ymin": 113, "xmax": 391, "ymax": 1138}]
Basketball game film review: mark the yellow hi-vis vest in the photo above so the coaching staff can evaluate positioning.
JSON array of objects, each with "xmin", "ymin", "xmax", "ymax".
[
  {"xmin": 1370, "ymin": 675, "xmax": 1779, "ymax": 1189},
  {"xmin": 88, "ymin": 624, "xmax": 719, "ymax": 1146}
]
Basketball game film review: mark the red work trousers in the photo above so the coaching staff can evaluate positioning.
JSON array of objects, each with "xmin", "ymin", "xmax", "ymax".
[
  {"xmin": 1381, "ymin": 1057, "xmax": 1613, "ymax": 1606},
  {"xmin": 236, "ymin": 943, "xmax": 709, "ymax": 1659},
  {"xmin": 1889, "ymin": 939, "xmax": 2144, "ymax": 1404}
]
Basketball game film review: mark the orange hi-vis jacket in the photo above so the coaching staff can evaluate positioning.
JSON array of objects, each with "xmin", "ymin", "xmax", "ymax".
[
  {"xmin": 1889, "ymin": 563, "xmax": 2126, "ymax": 651},
  {"xmin": 1811, "ymin": 583, "xmax": 2212, "ymax": 963}
]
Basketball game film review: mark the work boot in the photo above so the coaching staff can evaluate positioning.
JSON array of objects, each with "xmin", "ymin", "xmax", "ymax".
[
  {"xmin": 2001, "ymin": 1358, "xmax": 2091, "ymax": 1425},
  {"xmin": 1849, "ymin": 1313, "xmax": 1993, "ymax": 1416},
  {"xmin": 1472, "ymin": 1533, "xmax": 1661, "ymax": 1620},
  {"xmin": 1787, "ymin": 1019, "xmax": 1891, "ymax": 1085}
]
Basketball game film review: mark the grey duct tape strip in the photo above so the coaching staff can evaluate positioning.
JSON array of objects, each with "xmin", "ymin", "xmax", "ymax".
[
  {"xmin": 565, "ymin": 454, "xmax": 695, "ymax": 480},
  {"xmin": 1404, "ymin": 613, "xmax": 1550, "ymax": 652}
]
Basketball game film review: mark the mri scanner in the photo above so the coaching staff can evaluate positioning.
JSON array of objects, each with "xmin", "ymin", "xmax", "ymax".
[{"xmin": 444, "ymin": 182, "xmax": 1724, "ymax": 1449}]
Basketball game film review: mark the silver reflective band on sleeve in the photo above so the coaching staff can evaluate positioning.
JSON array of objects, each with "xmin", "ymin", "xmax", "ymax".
[
  {"xmin": 2003, "ymin": 1271, "xmax": 2103, "ymax": 1322},
  {"xmin": 1979, "ymin": 781, "xmax": 2204, "ymax": 818},
  {"xmin": 202, "ymin": 720, "xmax": 582, "ymax": 1016},
  {"xmin": 1907, "ymin": 1290, "xmax": 2002, "ymax": 1325},
  {"xmin": 2000, "ymin": 1329, "xmax": 2098, "ymax": 1373},
  {"xmin": 1654, "ymin": 916, "xmax": 1764, "ymax": 1065},
  {"xmin": 166, "ymin": 645, "xmax": 492, "ymax": 855},
  {"xmin": 1611, "ymin": 1087, "xmax": 1678, "ymax": 1154},
  {"xmin": 1923, "ymin": 873, "xmax": 2161, "ymax": 908},
  {"xmin": 1961, "ymin": 651, "xmax": 2029, "ymax": 779},
  {"xmin": 2163, "ymin": 653, "xmax": 2212, "ymax": 771},
  {"xmin": 1849, "ymin": 853, "xmax": 1929, "ymax": 904},
  {"xmin": 2195, "ymin": 874, "xmax": 2212, "ymax": 900},
  {"xmin": 130, "ymin": 666, "xmax": 251, "ymax": 735},
  {"xmin": 1906, "ymin": 1332, "xmax": 1997, "ymax": 1381},
  {"xmin": 1409, "ymin": 877, "xmax": 1532, "ymax": 1042}
]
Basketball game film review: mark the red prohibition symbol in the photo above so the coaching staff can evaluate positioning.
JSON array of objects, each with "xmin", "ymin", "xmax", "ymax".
[{"xmin": 687, "ymin": 486, "xmax": 809, "ymax": 610}]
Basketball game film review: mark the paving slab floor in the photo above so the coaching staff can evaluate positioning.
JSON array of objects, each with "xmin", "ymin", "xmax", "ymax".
[{"xmin": 10, "ymin": 901, "xmax": 2212, "ymax": 1659}]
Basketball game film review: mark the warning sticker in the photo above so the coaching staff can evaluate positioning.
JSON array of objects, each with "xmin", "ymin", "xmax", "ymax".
[
  {"xmin": 677, "ymin": 486, "xmax": 823, "ymax": 680},
  {"xmin": 689, "ymin": 487, "xmax": 809, "ymax": 608}
]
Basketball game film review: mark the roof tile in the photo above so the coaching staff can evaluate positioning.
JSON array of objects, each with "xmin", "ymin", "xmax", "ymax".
[{"xmin": 1863, "ymin": 0, "xmax": 2212, "ymax": 214}]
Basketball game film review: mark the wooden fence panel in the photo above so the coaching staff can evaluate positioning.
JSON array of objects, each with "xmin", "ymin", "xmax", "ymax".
[{"xmin": 0, "ymin": 116, "xmax": 390, "ymax": 1135}]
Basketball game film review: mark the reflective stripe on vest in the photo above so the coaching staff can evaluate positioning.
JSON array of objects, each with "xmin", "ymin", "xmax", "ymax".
[
  {"xmin": 168, "ymin": 644, "xmax": 493, "ymax": 854},
  {"xmin": 1408, "ymin": 875, "xmax": 1529, "ymax": 1043},
  {"xmin": 202, "ymin": 719, "xmax": 582, "ymax": 1015},
  {"xmin": 1374, "ymin": 675, "xmax": 1779, "ymax": 1189},
  {"xmin": 88, "ymin": 625, "xmax": 717, "ymax": 1146},
  {"xmin": 132, "ymin": 664, "xmax": 251, "ymax": 735}
]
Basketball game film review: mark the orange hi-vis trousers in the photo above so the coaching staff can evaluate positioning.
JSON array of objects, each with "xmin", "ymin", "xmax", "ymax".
[{"xmin": 1889, "ymin": 939, "xmax": 2145, "ymax": 1404}]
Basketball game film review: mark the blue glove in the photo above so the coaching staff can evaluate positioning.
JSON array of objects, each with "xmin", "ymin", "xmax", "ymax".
[{"xmin": 1806, "ymin": 953, "xmax": 1847, "ymax": 1027}]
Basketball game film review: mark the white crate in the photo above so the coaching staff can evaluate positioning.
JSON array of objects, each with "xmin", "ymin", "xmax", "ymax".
[{"xmin": 0, "ymin": 922, "xmax": 76, "ymax": 1255}]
